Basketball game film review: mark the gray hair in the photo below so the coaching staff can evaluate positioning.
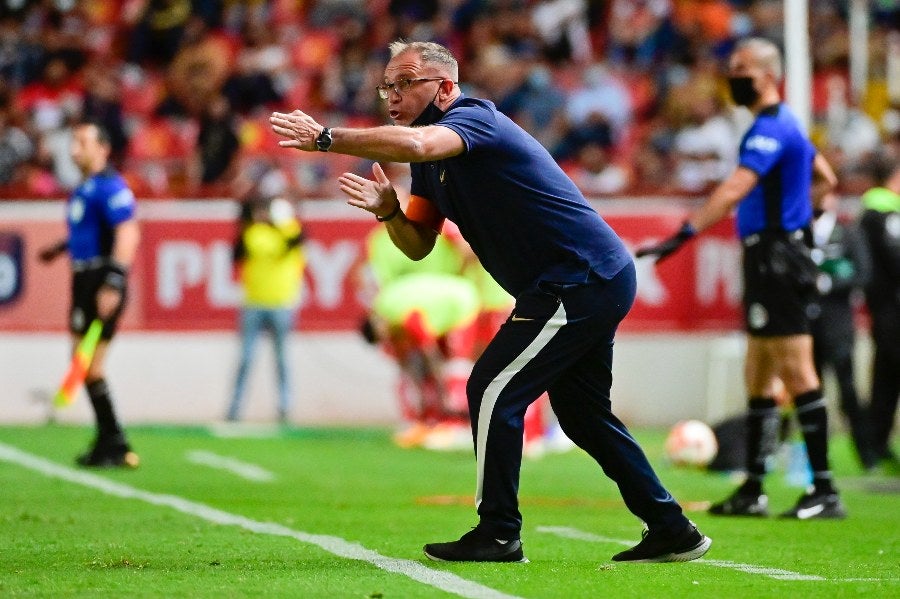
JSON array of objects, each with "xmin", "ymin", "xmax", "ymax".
[
  {"xmin": 735, "ymin": 37, "xmax": 783, "ymax": 81},
  {"xmin": 388, "ymin": 40, "xmax": 459, "ymax": 81}
]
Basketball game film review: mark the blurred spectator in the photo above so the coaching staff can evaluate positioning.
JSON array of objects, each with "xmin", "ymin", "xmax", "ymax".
[
  {"xmin": 823, "ymin": 74, "xmax": 881, "ymax": 175},
  {"xmin": 809, "ymin": 193, "xmax": 877, "ymax": 470},
  {"xmin": 857, "ymin": 155, "xmax": 900, "ymax": 467},
  {"xmin": 531, "ymin": 0, "xmax": 593, "ymax": 64},
  {"xmin": 607, "ymin": 0, "xmax": 674, "ymax": 69},
  {"xmin": 564, "ymin": 63, "xmax": 633, "ymax": 142},
  {"xmin": 127, "ymin": 0, "xmax": 194, "ymax": 67},
  {"xmin": 156, "ymin": 16, "xmax": 233, "ymax": 117},
  {"xmin": 668, "ymin": 75, "xmax": 737, "ymax": 192},
  {"xmin": 15, "ymin": 53, "xmax": 83, "ymax": 134},
  {"xmin": 630, "ymin": 116, "xmax": 676, "ymax": 193},
  {"xmin": 672, "ymin": 0, "xmax": 734, "ymax": 49},
  {"xmin": 82, "ymin": 63, "xmax": 128, "ymax": 162},
  {"xmin": 37, "ymin": 108, "xmax": 81, "ymax": 190},
  {"xmin": 223, "ymin": 17, "xmax": 286, "ymax": 115},
  {"xmin": 0, "ymin": 12, "xmax": 43, "ymax": 88},
  {"xmin": 0, "ymin": 88, "xmax": 32, "ymax": 186},
  {"xmin": 321, "ymin": 14, "xmax": 384, "ymax": 116},
  {"xmin": 552, "ymin": 113, "xmax": 613, "ymax": 163},
  {"xmin": 566, "ymin": 141, "xmax": 630, "ymax": 195},
  {"xmin": 497, "ymin": 64, "xmax": 568, "ymax": 149},
  {"xmin": 193, "ymin": 94, "xmax": 240, "ymax": 189}
]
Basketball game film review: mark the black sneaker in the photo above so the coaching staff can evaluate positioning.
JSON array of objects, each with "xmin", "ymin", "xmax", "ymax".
[
  {"xmin": 612, "ymin": 521, "xmax": 711, "ymax": 563},
  {"xmin": 779, "ymin": 489, "xmax": 846, "ymax": 520},
  {"xmin": 424, "ymin": 526, "xmax": 528, "ymax": 563},
  {"xmin": 76, "ymin": 436, "xmax": 140, "ymax": 469},
  {"xmin": 708, "ymin": 489, "xmax": 769, "ymax": 516}
]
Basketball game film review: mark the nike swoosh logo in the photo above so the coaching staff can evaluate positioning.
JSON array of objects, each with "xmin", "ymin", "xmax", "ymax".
[
  {"xmin": 796, "ymin": 505, "xmax": 825, "ymax": 519},
  {"xmin": 510, "ymin": 316, "xmax": 534, "ymax": 322}
]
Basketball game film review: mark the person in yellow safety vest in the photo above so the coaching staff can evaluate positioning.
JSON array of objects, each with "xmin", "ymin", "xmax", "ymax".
[{"xmin": 227, "ymin": 196, "xmax": 305, "ymax": 423}]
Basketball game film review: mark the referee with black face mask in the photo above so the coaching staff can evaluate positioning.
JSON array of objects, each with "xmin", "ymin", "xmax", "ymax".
[{"xmin": 638, "ymin": 37, "xmax": 845, "ymax": 519}]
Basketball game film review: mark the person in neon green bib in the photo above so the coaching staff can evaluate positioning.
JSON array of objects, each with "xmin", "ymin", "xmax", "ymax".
[{"xmin": 368, "ymin": 271, "xmax": 481, "ymax": 449}]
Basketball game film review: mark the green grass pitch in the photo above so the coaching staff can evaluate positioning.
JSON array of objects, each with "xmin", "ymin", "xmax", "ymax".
[{"xmin": 0, "ymin": 424, "xmax": 896, "ymax": 598}]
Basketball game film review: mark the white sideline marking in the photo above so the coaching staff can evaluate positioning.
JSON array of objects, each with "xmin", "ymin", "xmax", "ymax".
[
  {"xmin": 0, "ymin": 442, "xmax": 523, "ymax": 599},
  {"xmin": 536, "ymin": 526, "xmax": 828, "ymax": 581},
  {"xmin": 185, "ymin": 450, "xmax": 275, "ymax": 482},
  {"xmin": 536, "ymin": 526, "xmax": 632, "ymax": 546}
]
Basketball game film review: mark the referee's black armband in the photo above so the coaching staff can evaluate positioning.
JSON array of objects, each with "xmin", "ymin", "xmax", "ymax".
[{"xmin": 101, "ymin": 262, "xmax": 129, "ymax": 292}]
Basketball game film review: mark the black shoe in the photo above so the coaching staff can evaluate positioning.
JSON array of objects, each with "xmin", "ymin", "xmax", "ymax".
[
  {"xmin": 424, "ymin": 526, "xmax": 528, "ymax": 563},
  {"xmin": 779, "ymin": 489, "xmax": 846, "ymax": 519},
  {"xmin": 709, "ymin": 489, "xmax": 769, "ymax": 516},
  {"xmin": 612, "ymin": 521, "xmax": 711, "ymax": 563},
  {"xmin": 76, "ymin": 436, "xmax": 140, "ymax": 469}
]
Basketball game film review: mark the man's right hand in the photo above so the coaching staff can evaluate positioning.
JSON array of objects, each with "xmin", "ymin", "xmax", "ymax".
[{"xmin": 270, "ymin": 110, "xmax": 324, "ymax": 151}]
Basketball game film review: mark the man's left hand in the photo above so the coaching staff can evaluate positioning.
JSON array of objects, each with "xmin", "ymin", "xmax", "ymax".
[
  {"xmin": 338, "ymin": 163, "xmax": 399, "ymax": 219},
  {"xmin": 270, "ymin": 110, "xmax": 323, "ymax": 151}
]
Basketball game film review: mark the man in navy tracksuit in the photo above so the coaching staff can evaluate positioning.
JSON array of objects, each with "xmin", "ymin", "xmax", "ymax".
[
  {"xmin": 639, "ymin": 38, "xmax": 845, "ymax": 519},
  {"xmin": 271, "ymin": 40, "xmax": 711, "ymax": 563}
]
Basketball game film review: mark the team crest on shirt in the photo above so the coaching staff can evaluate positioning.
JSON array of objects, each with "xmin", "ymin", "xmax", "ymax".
[
  {"xmin": 68, "ymin": 198, "xmax": 85, "ymax": 223},
  {"xmin": 109, "ymin": 188, "xmax": 135, "ymax": 209},
  {"xmin": 745, "ymin": 134, "xmax": 780, "ymax": 153},
  {"xmin": 748, "ymin": 303, "xmax": 768, "ymax": 330}
]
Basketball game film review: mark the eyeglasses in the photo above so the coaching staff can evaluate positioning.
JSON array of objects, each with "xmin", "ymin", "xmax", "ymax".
[{"xmin": 376, "ymin": 77, "xmax": 451, "ymax": 100}]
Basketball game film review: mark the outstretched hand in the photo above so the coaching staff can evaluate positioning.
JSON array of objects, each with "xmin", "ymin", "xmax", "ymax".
[
  {"xmin": 338, "ymin": 163, "xmax": 400, "ymax": 220},
  {"xmin": 635, "ymin": 222, "xmax": 697, "ymax": 264},
  {"xmin": 270, "ymin": 110, "xmax": 324, "ymax": 151},
  {"xmin": 38, "ymin": 240, "xmax": 67, "ymax": 263}
]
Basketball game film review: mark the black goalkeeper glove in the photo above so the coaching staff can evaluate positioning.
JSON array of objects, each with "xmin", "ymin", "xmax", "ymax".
[{"xmin": 635, "ymin": 222, "xmax": 697, "ymax": 263}]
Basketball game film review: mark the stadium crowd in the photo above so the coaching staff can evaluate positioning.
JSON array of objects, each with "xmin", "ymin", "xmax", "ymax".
[{"xmin": 0, "ymin": 0, "xmax": 897, "ymax": 199}]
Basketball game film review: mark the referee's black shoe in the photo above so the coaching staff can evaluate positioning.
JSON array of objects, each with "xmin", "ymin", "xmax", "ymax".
[
  {"xmin": 612, "ymin": 521, "xmax": 711, "ymax": 563},
  {"xmin": 708, "ymin": 488, "xmax": 769, "ymax": 517},
  {"xmin": 424, "ymin": 526, "xmax": 528, "ymax": 563},
  {"xmin": 76, "ymin": 434, "xmax": 140, "ymax": 469}
]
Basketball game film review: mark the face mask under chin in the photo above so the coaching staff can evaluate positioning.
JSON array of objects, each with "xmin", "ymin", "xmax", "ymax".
[
  {"xmin": 411, "ymin": 89, "xmax": 447, "ymax": 127},
  {"xmin": 728, "ymin": 76, "xmax": 760, "ymax": 107}
]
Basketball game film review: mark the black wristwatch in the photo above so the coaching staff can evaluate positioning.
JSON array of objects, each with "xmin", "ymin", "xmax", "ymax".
[{"xmin": 316, "ymin": 127, "xmax": 333, "ymax": 152}]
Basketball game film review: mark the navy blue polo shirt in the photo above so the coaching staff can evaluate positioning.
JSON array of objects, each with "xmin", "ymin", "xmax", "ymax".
[
  {"xmin": 735, "ymin": 103, "xmax": 816, "ymax": 239},
  {"xmin": 410, "ymin": 96, "xmax": 631, "ymax": 297},
  {"xmin": 67, "ymin": 167, "xmax": 136, "ymax": 261}
]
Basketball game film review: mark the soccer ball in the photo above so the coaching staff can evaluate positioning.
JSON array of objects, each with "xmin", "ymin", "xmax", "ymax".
[{"xmin": 664, "ymin": 419, "xmax": 718, "ymax": 467}]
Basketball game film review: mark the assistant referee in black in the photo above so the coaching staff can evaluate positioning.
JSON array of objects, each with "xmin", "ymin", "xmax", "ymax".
[{"xmin": 638, "ymin": 37, "xmax": 845, "ymax": 519}]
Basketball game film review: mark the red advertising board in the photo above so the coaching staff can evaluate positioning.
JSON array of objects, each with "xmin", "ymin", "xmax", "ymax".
[{"xmin": 0, "ymin": 200, "xmax": 744, "ymax": 333}]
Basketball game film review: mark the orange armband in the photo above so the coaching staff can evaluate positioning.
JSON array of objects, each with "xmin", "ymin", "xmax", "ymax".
[{"xmin": 405, "ymin": 194, "xmax": 445, "ymax": 232}]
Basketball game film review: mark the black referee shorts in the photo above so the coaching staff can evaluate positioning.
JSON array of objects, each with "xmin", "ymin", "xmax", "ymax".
[
  {"xmin": 742, "ymin": 230, "xmax": 819, "ymax": 337},
  {"xmin": 70, "ymin": 266, "xmax": 126, "ymax": 340}
]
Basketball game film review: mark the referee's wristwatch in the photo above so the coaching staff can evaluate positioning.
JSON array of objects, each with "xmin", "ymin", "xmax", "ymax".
[{"xmin": 315, "ymin": 127, "xmax": 333, "ymax": 152}]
